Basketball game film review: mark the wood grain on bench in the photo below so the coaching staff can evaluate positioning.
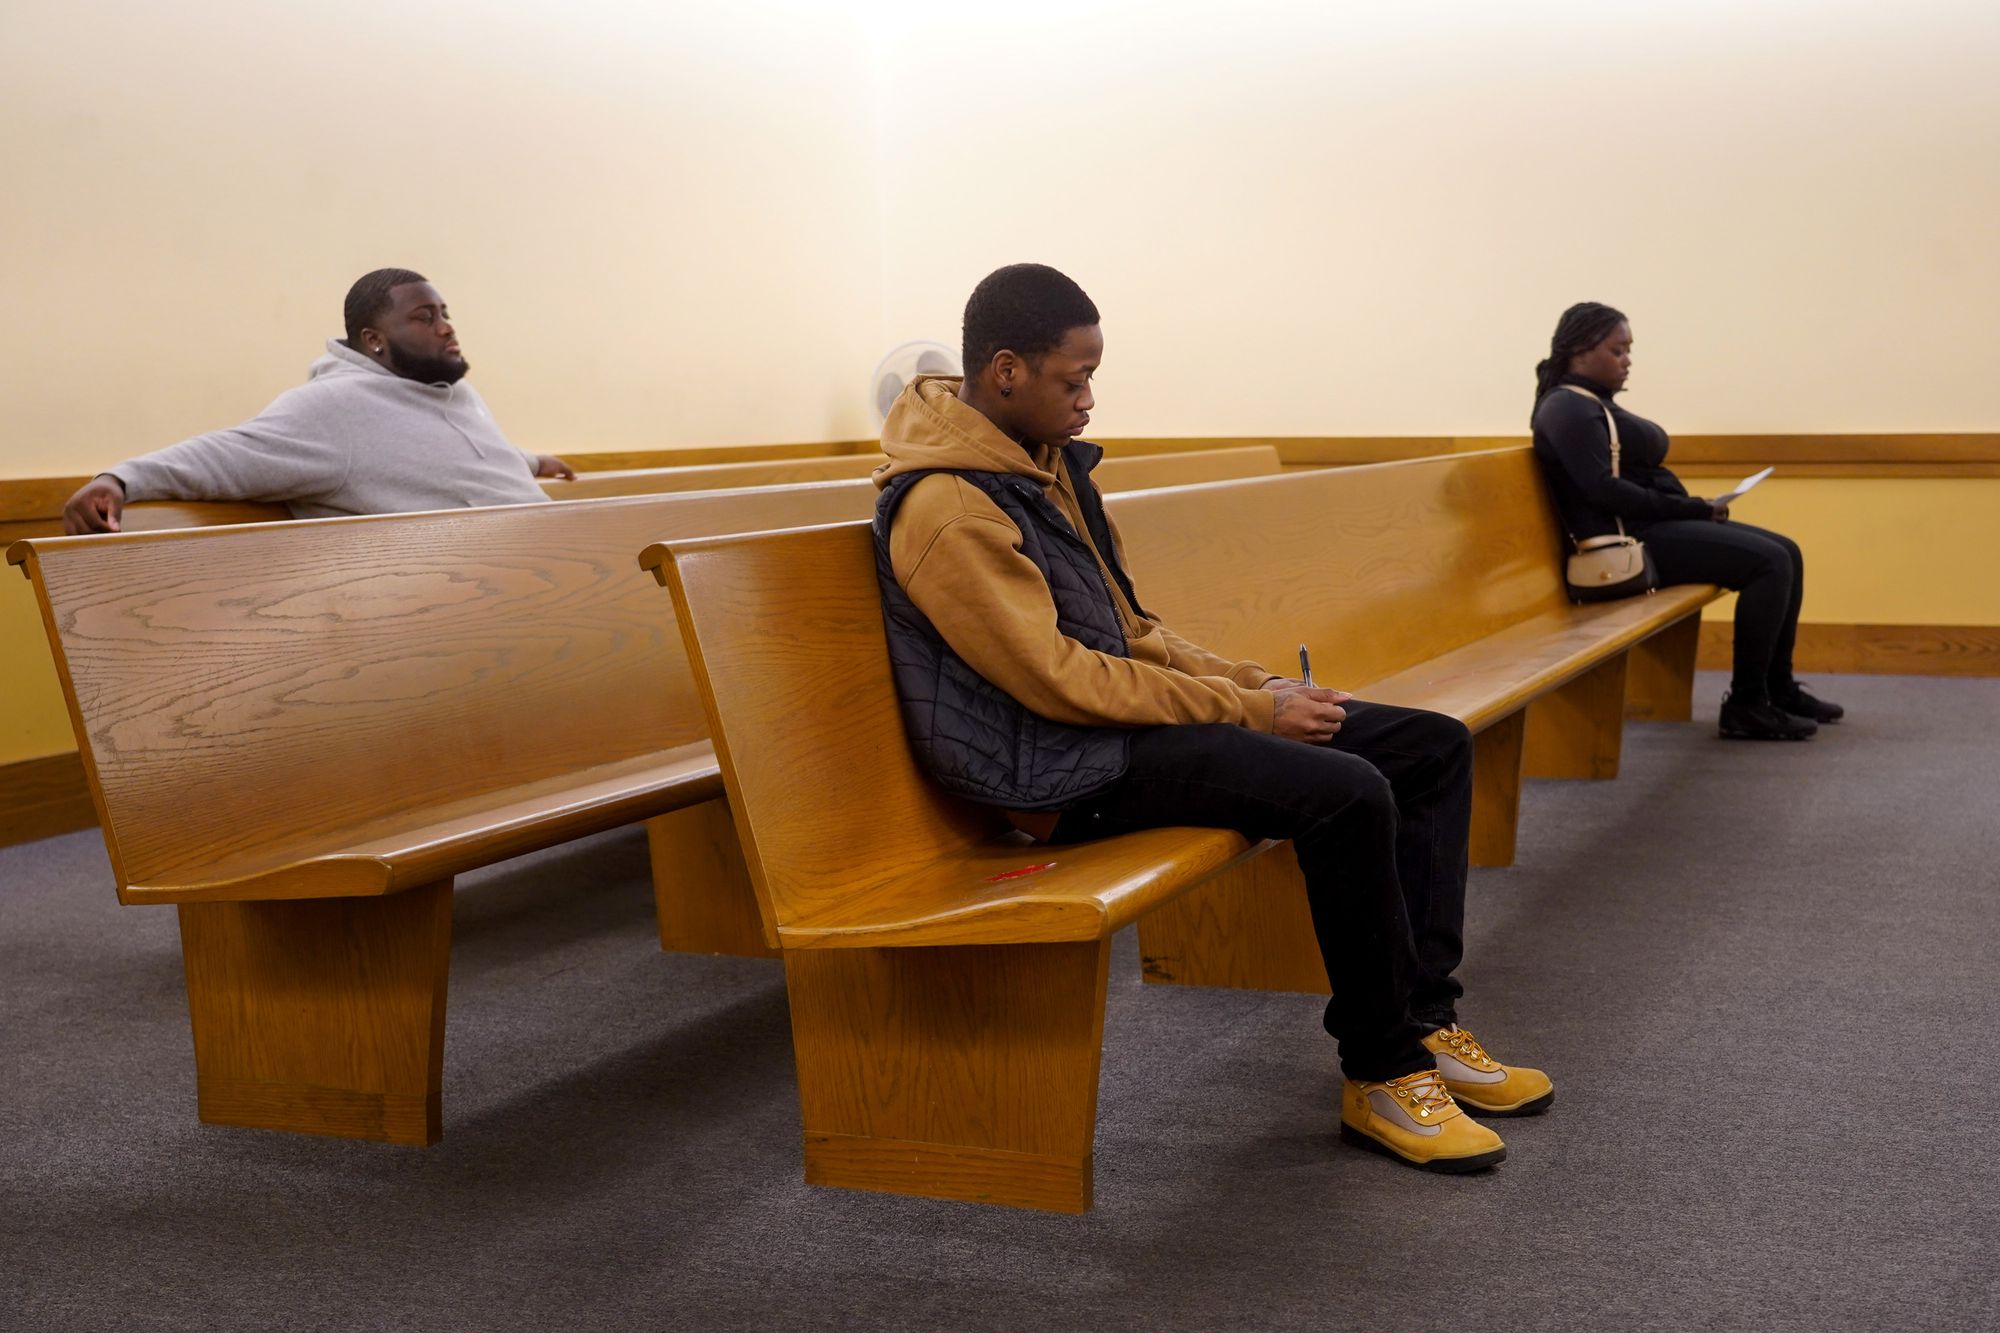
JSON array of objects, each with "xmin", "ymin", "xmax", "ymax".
[
  {"xmin": 644, "ymin": 446, "xmax": 1715, "ymax": 1210},
  {"xmin": 7, "ymin": 485, "xmax": 862, "ymax": 1144},
  {"xmin": 4, "ymin": 446, "xmax": 1292, "ymax": 1146},
  {"xmin": 654, "ymin": 518, "xmax": 1266, "ymax": 1211},
  {"xmin": 1095, "ymin": 447, "xmax": 1718, "ymax": 988}
]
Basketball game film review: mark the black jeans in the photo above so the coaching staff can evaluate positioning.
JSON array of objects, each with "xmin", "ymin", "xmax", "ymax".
[
  {"xmin": 1049, "ymin": 702, "xmax": 1472, "ymax": 1082},
  {"xmin": 1635, "ymin": 519, "xmax": 1805, "ymax": 702}
]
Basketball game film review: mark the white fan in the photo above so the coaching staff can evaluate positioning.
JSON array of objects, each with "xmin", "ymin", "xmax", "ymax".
[{"xmin": 870, "ymin": 339, "xmax": 961, "ymax": 422}]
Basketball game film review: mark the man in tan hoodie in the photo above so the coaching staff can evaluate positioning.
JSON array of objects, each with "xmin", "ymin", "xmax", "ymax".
[{"xmin": 872, "ymin": 263, "xmax": 1552, "ymax": 1174}]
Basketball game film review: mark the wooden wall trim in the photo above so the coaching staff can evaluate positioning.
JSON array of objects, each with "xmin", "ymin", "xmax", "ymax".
[
  {"xmin": 1670, "ymin": 435, "xmax": 2000, "ymax": 465},
  {"xmin": 0, "ymin": 441, "xmax": 882, "ymax": 526},
  {"xmin": 1697, "ymin": 623, "xmax": 2000, "ymax": 678},
  {"xmin": 0, "ymin": 751, "xmax": 97, "ymax": 850},
  {"xmin": 1672, "ymin": 463, "xmax": 2000, "ymax": 479},
  {"xmin": 1266, "ymin": 434, "xmax": 2000, "ymax": 469},
  {"xmin": 8, "ymin": 433, "xmax": 1996, "ymax": 524}
]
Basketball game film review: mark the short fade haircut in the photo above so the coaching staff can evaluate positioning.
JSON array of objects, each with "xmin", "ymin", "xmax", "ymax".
[
  {"xmin": 962, "ymin": 263, "xmax": 1100, "ymax": 372},
  {"xmin": 343, "ymin": 268, "xmax": 428, "ymax": 344}
]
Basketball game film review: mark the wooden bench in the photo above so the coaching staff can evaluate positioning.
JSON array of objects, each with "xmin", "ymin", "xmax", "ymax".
[
  {"xmin": 105, "ymin": 448, "xmax": 1284, "ymax": 949},
  {"xmin": 7, "ymin": 485, "xmax": 866, "ymax": 1146},
  {"xmin": 1107, "ymin": 447, "xmax": 1715, "ymax": 991},
  {"xmin": 5, "ymin": 447, "xmax": 1295, "ymax": 1144},
  {"xmin": 642, "ymin": 445, "xmax": 1716, "ymax": 1211}
]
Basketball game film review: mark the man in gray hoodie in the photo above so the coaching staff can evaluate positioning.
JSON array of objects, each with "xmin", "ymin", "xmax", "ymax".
[{"xmin": 62, "ymin": 268, "xmax": 574, "ymax": 533}]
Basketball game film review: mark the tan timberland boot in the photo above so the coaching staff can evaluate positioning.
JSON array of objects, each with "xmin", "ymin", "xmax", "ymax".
[
  {"xmin": 1339, "ymin": 1068, "xmax": 1506, "ymax": 1173},
  {"xmin": 1422, "ymin": 1023, "xmax": 1555, "ymax": 1117}
]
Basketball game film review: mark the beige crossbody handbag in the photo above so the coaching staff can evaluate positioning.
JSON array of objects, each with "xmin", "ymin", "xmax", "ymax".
[{"xmin": 1561, "ymin": 385, "xmax": 1659, "ymax": 602}]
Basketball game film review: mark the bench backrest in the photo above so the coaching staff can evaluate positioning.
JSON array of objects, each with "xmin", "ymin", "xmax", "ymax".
[
  {"xmin": 8, "ymin": 484, "xmax": 867, "ymax": 891},
  {"xmin": 652, "ymin": 521, "xmax": 1006, "ymax": 935},
  {"xmin": 121, "ymin": 500, "xmax": 291, "ymax": 531},
  {"xmin": 1094, "ymin": 445, "xmax": 1282, "ymax": 488},
  {"xmin": 11, "ymin": 446, "xmax": 1295, "ymax": 891},
  {"xmin": 549, "ymin": 445, "xmax": 1281, "ymax": 501},
  {"xmin": 1111, "ymin": 445, "xmax": 1566, "ymax": 685},
  {"xmin": 550, "ymin": 455, "xmax": 882, "ymax": 498},
  {"xmin": 107, "ymin": 447, "xmax": 1284, "ymax": 532},
  {"xmin": 650, "ymin": 446, "xmax": 1562, "ymax": 936}
]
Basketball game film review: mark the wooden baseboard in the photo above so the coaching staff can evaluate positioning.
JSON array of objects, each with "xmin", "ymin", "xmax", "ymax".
[
  {"xmin": 0, "ymin": 751, "xmax": 98, "ymax": 849},
  {"xmin": 1698, "ymin": 622, "xmax": 2000, "ymax": 677}
]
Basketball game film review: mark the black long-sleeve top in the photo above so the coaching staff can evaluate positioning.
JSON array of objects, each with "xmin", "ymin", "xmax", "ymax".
[{"xmin": 1531, "ymin": 374, "xmax": 1712, "ymax": 542}]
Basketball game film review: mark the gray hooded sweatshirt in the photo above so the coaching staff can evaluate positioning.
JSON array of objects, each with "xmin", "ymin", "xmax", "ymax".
[{"xmin": 109, "ymin": 339, "xmax": 550, "ymax": 518}]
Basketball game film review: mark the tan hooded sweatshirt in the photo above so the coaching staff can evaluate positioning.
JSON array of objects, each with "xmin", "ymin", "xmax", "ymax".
[{"xmin": 875, "ymin": 377, "xmax": 1277, "ymax": 739}]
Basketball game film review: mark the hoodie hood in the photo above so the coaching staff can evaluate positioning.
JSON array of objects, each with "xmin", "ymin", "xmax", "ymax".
[
  {"xmin": 309, "ymin": 337, "xmax": 401, "ymax": 383},
  {"xmin": 874, "ymin": 376, "xmax": 1057, "ymax": 490}
]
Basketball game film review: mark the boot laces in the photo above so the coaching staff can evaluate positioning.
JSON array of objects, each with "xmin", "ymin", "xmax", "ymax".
[
  {"xmin": 1433, "ymin": 1024, "xmax": 1500, "ymax": 1070},
  {"xmin": 1384, "ymin": 1068, "xmax": 1456, "ymax": 1120}
]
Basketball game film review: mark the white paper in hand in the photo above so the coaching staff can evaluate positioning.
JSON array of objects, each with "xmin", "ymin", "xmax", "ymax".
[{"xmin": 1712, "ymin": 466, "xmax": 1774, "ymax": 506}]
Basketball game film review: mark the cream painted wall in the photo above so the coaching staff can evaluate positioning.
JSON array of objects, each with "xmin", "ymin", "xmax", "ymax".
[
  {"xmin": 0, "ymin": 0, "xmax": 885, "ymax": 480},
  {"xmin": 4, "ymin": 1, "xmax": 1997, "ymax": 771},
  {"xmin": 872, "ymin": 0, "xmax": 2000, "ymax": 437},
  {"xmin": 1, "ymin": 579, "xmax": 73, "ymax": 763},
  {"xmin": 2, "ymin": 0, "xmax": 890, "ymax": 765}
]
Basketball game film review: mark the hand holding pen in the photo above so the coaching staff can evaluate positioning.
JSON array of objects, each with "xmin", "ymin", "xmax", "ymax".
[{"xmin": 1268, "ymin": 642, "xmax": 1351, "ymax": 743}]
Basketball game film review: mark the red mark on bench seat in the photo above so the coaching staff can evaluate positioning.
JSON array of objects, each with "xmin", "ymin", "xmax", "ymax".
[{"xmin": 983, "ymin": 862, "xmax": 1057, "ymax": 882}]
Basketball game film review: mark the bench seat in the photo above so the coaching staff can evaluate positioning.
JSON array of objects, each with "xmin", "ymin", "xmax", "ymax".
[
  {"xmin": 778, "ymin": 826, "xmax": 1260, "ymax": 949},
  {"xmin": 123, "ymin": 742, "xmax": 723, "ymax": 904},
  {"xmin": 1358, "ymin": 586, "xmax": 1717, "ymax": 726},
  {"xmin": 769, "ymin": 590, "xmax": 1719, "ymax": 955}
]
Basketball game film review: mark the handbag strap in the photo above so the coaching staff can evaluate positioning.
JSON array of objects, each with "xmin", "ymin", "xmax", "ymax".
[{"xmin": 1561, "ymin": 383, "xmax": 1628, "ymax": 544}]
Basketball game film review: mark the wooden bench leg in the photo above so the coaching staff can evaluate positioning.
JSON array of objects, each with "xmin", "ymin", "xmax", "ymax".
[
  {"xmin": 177, "ymin": 880, "xmax": 453, "ymax": 1146},
  {"xmin": 647, "ymin": 802, "xmax": 779, "ymax": 958},
  {"xmin": 1137, "ymin": 855, "xmax": 1331, "ymax": 993},
  {"xmin": 785, "ymin": 940, "xmax": 1111, "ymax": 1213},
  {"xmin": 1626, "ymin": 615, "xmax": 1702, "ymax": 721},
  {"xmin": 1470, "ymin": 711, "xmax": 1525, "ymax": 868},
  {"xmin": 1523, "ymin": 654, "xmax": 1630, "ymax": 781}
]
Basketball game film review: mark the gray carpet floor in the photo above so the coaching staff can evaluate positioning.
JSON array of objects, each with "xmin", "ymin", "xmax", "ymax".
[{"xmin": 2, "ymin": 673, "xmax": 1996, "ymax": 1332}]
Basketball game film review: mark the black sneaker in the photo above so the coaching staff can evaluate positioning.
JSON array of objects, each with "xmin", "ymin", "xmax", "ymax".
[
  {"xmin": 1719, "ymin": 692, "xmax": 1818, "ymax": 741},
  {"xmin": 1773, "ymin": 681, "xmax": 1844, "ymax": 724}
]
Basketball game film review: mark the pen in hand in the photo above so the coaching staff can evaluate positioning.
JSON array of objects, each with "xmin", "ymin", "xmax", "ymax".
[{"xmin": 1298, "ymin": 643, "xmax": 1314, "ymax": 689}]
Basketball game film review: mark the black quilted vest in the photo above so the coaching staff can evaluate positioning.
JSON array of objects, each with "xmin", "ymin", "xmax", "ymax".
[{"xmin": 873, "ymin": 441, "xmax": 1143, "ymax": 811}]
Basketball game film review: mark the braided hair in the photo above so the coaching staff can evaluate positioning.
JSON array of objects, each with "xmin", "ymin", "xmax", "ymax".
[{"xmin": 1533, "ymin": 302, "xmax": 1627, "ymax": 416}]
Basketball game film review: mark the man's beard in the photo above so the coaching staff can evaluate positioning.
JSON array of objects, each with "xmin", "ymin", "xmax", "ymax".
[{"xmin": 385, "ymin": 344, "xmax": 470, "ymax": 386}]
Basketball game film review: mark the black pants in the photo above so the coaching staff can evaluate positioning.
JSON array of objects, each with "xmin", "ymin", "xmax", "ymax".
[
  {"xmin": 1050, "ymin": 702, "xmax": 1472, "ymax": 1082},
  {"xmin": 1635, "ymin": 519, "xmax": 1805, "ymax": 702}
]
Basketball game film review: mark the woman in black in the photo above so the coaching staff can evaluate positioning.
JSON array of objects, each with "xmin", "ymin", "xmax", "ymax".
[{"xmin": 1530, "ymin": 302, "xmax": 1843, "ymax": 741}]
